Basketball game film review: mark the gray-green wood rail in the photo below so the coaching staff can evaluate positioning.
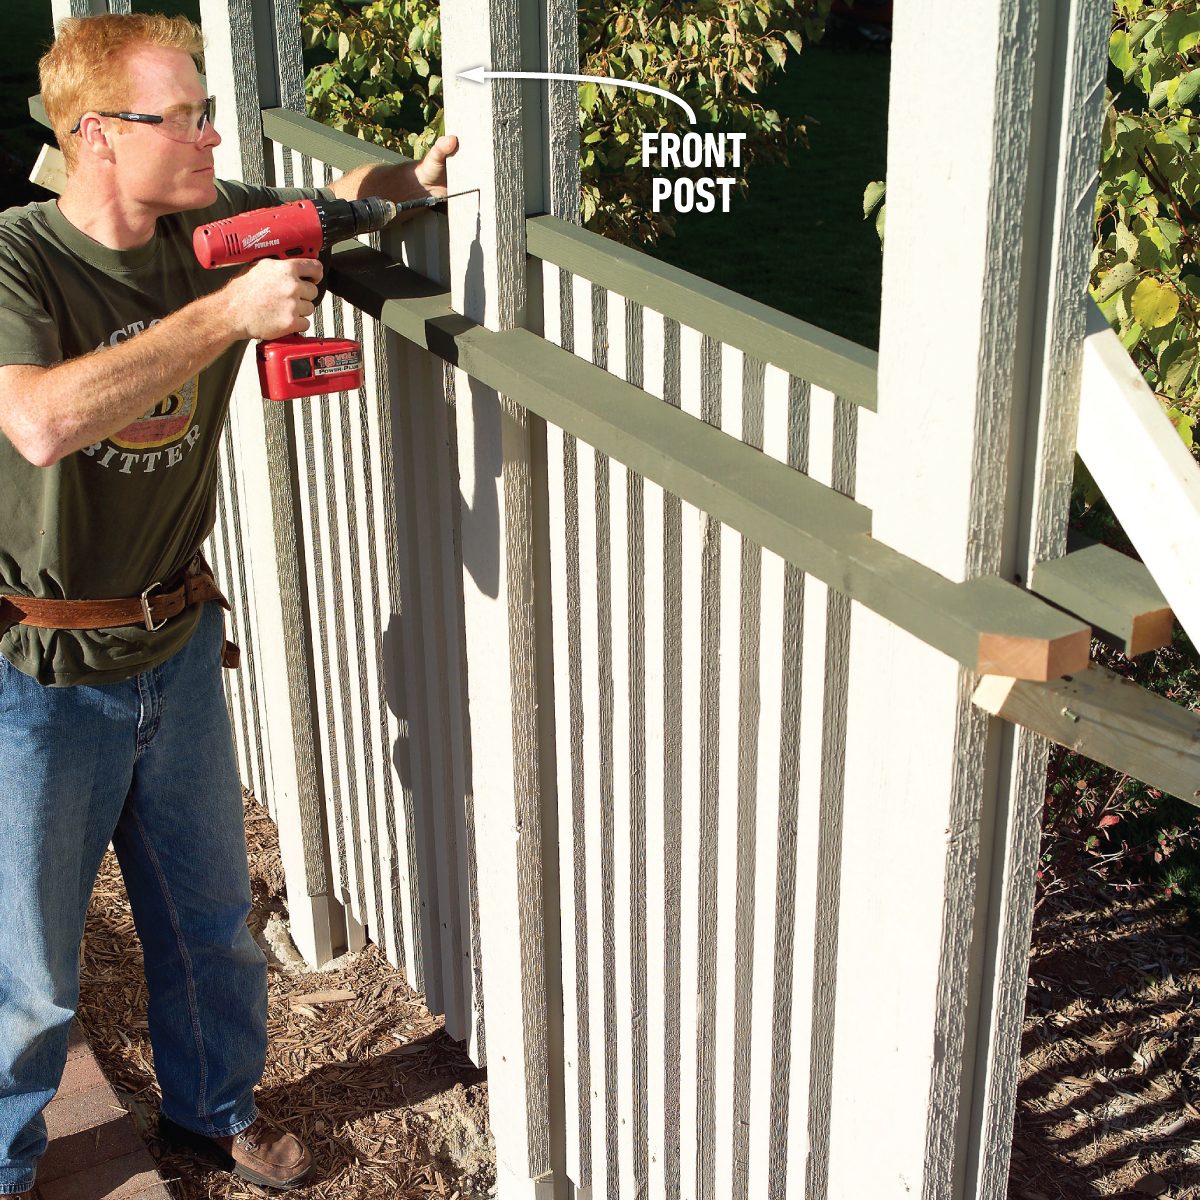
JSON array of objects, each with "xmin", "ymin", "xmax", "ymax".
[{"xmin": 327, "ymin": 243, "xmax": 1089, "ymax": 681}]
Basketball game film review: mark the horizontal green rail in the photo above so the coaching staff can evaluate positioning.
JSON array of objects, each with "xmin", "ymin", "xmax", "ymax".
[
  {"xmin": 1031, "ymin": 532, "xmax": 1173, "ymax": 657},
  {"xmin": 327, "ymin": 244, "xmax": 1088, "ymax": 681},
  {"xmin": 261, "ymin": 107, "xmax": 410, "ymax": 172},
  {"xmin": 526, "ymin": 214, "xmax": 879, "ymax": 410}
]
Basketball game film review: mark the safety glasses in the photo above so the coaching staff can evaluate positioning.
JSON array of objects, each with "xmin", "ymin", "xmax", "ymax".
[{"xmin": 70, "ymin": 96, "xmax": 216, "ymax": 144}]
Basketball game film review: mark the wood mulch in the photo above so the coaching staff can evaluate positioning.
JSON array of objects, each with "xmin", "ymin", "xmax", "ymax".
[
  {"xmin": 75, "ymin": 790, "xmax": 1200, "ymax": 1199},
  {"xmin": 1010, "ymin": 881, "xmax": 1200, "ymax": 1199},
  {"xmin": 75, "ymin": 792, "xmax": 494, "ymax": 1200}
]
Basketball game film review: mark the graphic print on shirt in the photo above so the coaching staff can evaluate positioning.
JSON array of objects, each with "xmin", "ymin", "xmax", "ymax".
[
  {"xmin": 112, "ymin": 374, "xmax": 196, "ymax": 449},
  {"xmin": 79, "ymin": 319, "xmax": 204, "ymax": 475}
]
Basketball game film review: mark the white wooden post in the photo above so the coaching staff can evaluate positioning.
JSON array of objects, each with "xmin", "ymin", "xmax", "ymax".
[
  {"xmin": 200, "ymin": 0, "xmax": 346, "ymax": 967},
  {"xmin": 439, "ymin": 0, "xmax": 558, "ymax": 1194},
  {"xmin": 827, "ymin": 3, "xmax": 1108, "ymax": 1198},
  {"xmin": 51, "ymin": 0, "xmax": 116, "ymax": 20}
]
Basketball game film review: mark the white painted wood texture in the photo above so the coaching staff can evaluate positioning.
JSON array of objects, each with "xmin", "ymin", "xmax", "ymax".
[
  {"xmin": 830, "ymin": 3, "xmax": 1105, "ymax": 1198},
  {"xmin": 1079, "ymin": 303, "xmax": 1200, "ymax": 650},
  {"xmin": 267, "ymin": 143, "xmax": 484, "ymax": 1028},
  {"xmin": 538, "ymin": 254, "xmax": 861, "ymax": 1200},
  {"xmin": 441, "ymin": 0, "xmax": 555, "ymax": 1194},
  {"xmin": 972, "ymin": 5, "xmax": 1110, "ymax": 1193},
  {"xmin": 29, "ymin": 146, "xmax": 67, "ymax": 195}
]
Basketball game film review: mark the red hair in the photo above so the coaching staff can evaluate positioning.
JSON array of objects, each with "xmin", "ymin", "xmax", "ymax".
[{"xmin": 38, "ymin": 13, "xmax": 205, "ymax": 172}]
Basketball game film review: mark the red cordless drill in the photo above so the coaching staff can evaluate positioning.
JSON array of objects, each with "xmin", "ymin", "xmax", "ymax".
[{"xmin": 193, "ymin": 196, "xmax": 397, "ymax": 401}]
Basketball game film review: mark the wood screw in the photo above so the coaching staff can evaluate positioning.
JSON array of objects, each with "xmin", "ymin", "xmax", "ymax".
[{"xmin": 1061, "ymin": 707, "xmax": 1080, "ymax": 723}]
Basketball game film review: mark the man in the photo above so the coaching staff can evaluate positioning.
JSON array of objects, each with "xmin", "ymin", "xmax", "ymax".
[{"xmin": 0, "ymin": 12, "xmax": 458, "ymax": 1194}]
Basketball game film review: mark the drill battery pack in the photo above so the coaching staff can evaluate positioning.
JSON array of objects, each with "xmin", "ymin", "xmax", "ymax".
[{"xmin": 256, "ymin": 335, "xmax": 364, "ymax": 401}]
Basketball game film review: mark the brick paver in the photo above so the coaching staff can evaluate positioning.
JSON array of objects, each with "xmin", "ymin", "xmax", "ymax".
[{"xmin": 17, "ymin": 1021, "xmax": 172, "ymax": 1200}]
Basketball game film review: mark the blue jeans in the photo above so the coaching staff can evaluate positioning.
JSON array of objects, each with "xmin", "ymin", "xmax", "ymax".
[{"xmin": 0, "ymin": 602, "xmax": 266, "ymax": 1195}]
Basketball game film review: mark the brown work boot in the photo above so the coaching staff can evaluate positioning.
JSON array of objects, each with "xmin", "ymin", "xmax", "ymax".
[{"xmin": 159, "ymin": 1113, "xmax": 313, "ymax": 1190}]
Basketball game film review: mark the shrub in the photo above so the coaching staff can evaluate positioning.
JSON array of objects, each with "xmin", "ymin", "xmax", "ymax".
[{"xmin": 299, "ymin": 0, "xmax": 834, "ymax": 244}]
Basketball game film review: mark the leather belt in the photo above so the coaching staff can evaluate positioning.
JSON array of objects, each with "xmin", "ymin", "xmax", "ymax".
[{"xmin": 0, "ymin": 556, "xmax": 241, "ymax": 669}]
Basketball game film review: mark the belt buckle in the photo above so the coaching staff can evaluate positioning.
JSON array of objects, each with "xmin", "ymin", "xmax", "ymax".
[{"xmin": 141, "ymin": 581, "xmax": 167, "ymax": 632}]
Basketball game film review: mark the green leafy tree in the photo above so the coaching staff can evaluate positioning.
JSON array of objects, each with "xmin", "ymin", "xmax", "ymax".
[
  {"xmin": 299, "ymin": 0, "xmax": 833, "ymax": 244},
  {"xmin": 1092, "ymin": 0, "xmax": 1200, "ymax": 454},
  {"xmin": 301, "ymin": 0, "xmax": 445, "ymax": 162}
]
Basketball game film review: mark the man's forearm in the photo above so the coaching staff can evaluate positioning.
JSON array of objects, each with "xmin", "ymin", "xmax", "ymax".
[
  {"xmin": 8, "ymin": 289, "xmax": 239, "ymax": 467},
  {"xmin": 327, "ymin": 160, "xmax": 427, "ymax": 206}
]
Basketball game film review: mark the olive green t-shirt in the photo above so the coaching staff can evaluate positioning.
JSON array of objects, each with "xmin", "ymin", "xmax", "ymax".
[{"xmin": 0, "ymin": 179, "xmax": 320, "ymax": 686}]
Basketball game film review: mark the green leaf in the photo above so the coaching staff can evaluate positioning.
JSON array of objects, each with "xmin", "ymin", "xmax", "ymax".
[
  {"xmin": 1163, "ymin": 342, "xmax": 1197, "ymax": 392},
  {"xmin": 1110, "ymin": 30, "xmax": 1135, "ymax": 75},
  {"xmin": 1115, "ymin": 221, "xmax": 1140, "ymax": 259},
  {"xmin": 1130, "ymin": 277, "xmax": 1180, "ymax": 328},
  {"xmin": 863, "ymin": 179, "xmax": 885, "ymax": 218},
  {"xmin": 1168, "ymin": 407, "xmax": 1196, "ymax": 448},
  {"xmin": 1094, "ymin": 260, "xmax": 1138, "ymax": 302},
  {"xmin": 1119, "ymin": 320, "xmax": 1145, "ymax": 351},
  {"xmin": 1175, "ymin": 67, "xmax": 1200, "ymax": 109}
]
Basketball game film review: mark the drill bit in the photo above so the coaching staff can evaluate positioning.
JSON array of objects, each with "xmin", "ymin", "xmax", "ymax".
[{"xmin": 392, "ymin": 189, "xmax": 480, "ymax": 213}]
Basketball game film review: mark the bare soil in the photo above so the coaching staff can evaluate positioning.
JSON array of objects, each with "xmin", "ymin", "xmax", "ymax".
[
  {"xmin": 77, "ymin": 791, "xmax": 1200, "ymax": 1199},
  {"xmin": 76, "ymin": 792, "xmax": 495, "ymax": 1200}
]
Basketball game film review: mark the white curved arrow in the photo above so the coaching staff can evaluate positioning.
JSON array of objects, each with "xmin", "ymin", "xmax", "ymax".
[{"xmin": 457, "ymin": 65, "xmax": 697, "ymax": 125}]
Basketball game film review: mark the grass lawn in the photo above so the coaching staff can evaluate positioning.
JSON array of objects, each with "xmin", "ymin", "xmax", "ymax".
[{"xmin": 645, "ymin": 42, "xmax": 890, "ymax": 349}]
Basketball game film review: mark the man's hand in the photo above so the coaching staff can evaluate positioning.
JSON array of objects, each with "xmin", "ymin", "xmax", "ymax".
[
  {"xmin": 327, "ymin": 135, "xmax": 461, "ymax": 209},
  {"xmin": 222, "ymin": 258, "xmax": 324, "ymax": 340},
  {"xmin": 412, "ymin": 135, "xmax": 460, "ymax": 197}
]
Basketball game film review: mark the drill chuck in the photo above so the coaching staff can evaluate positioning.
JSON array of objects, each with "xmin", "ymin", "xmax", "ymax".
[{"xmin": 317, "ymin": 196, "xmax": 398, "ymax": 244}]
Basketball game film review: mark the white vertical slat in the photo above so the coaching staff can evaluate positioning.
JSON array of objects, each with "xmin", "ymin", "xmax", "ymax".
[
  {"xmin": 675, "ymin": 324, "xmax": 705, "ymax": 1200},
  {"xmin": 543, "ymin": 262, "xmax": 590, "ymax": 1192},
  {"xmin": 205, "ymin": 484, "xmax": 249, "ymax": 787},
  {"xmin": 228, "ymin": 425, "xmax": 266, "ymax": 809},
  {"xmin": 327, "ymin": 339, "xmax": 382, "ymax": 950},
  {"xmin": 354, "ymin": 303, "xmax": 409, "ymax": 971},
  {"xmin": 280, "ymin": 148, "xmax": 362, "ymax": 946},
  {"xmin": 378, "ymin": 215, "xmax": 438, "ymax": 1004},
  {"xmin": 745, "ymin": 363, "xmax": 792, "ymax": 1200},
  {"xmin": 639, "ymin": 307, "xmax": 669, "ymax": 1200},
  {"xmin": 220, "ymin": 400, "xmax": 273, "ymax": 811},
  {"xmin": 602, "ymin": 290, "xmax": 638, "ymax": 1200},
  {"xmin": 410, "ymin": 343, "xmax": 468, "ymax": 1036},
  {"xmin": 710, "ymin": 341, "xmax": 745, "ymax": 1200},
  {"xmin": 313, "ymin": 160, "xmax": 369, "ymax": 950},
  {"xmin": 574, "ymin": 287, "xmax": 608, "ymax": 1200},
  {"xmin": 789, "ymin": 385, "xmax": 839, "ymax": 1197},
  {"xmin": 563, "ymin": 266, "xmax": 599, "ymax": 1192},
  {"xmin": 435, "ymin": 353, "xmax": 481, "ymax": 1050}
]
